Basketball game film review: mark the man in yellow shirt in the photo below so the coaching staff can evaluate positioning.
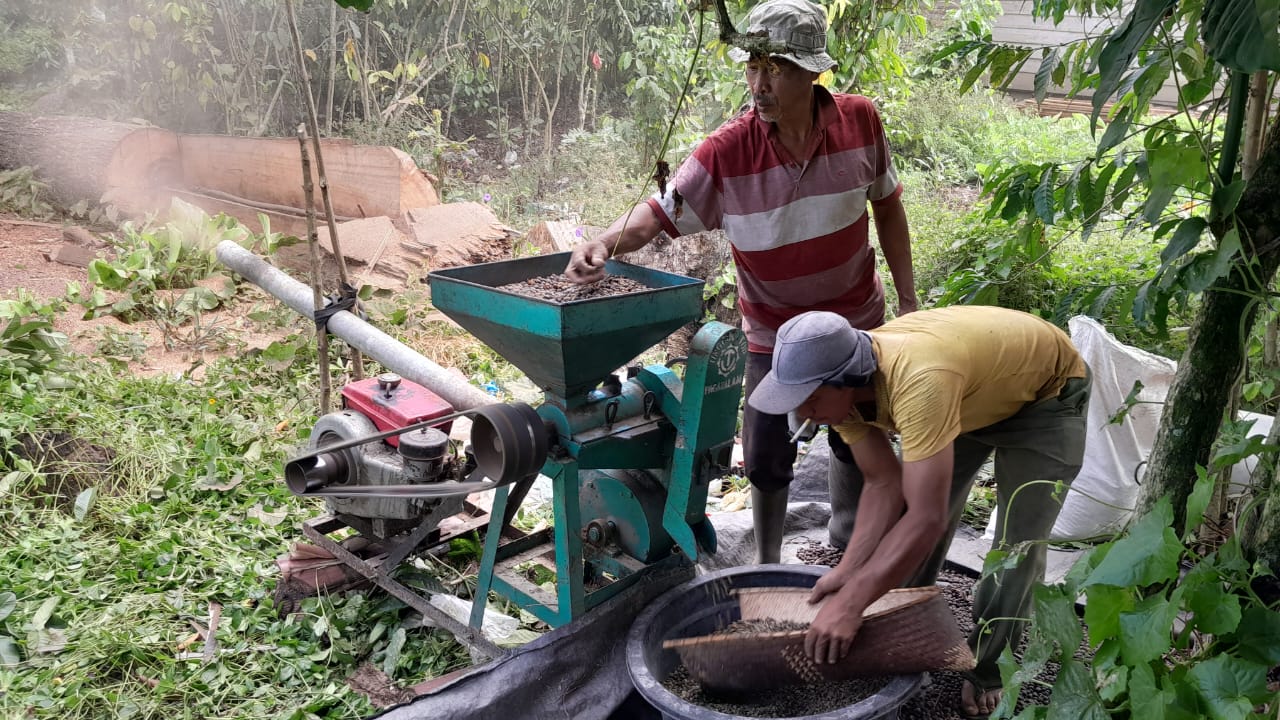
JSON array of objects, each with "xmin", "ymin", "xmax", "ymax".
[{"xmin": 748, "ymin": 306, "xmax": 1090, "ymax": 718}]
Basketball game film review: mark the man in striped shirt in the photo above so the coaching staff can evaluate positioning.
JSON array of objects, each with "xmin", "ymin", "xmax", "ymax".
[{"xmin": 565, "ymin": 0, "xmax": 916, "ymax": 567}]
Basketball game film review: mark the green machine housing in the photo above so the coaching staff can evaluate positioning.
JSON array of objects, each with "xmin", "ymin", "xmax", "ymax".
[{"xmin": 428, "ymin": 253, "xmax": 747, "ymax": 628}]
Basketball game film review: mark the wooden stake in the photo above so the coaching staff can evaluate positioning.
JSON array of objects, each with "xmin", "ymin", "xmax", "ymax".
[
  {"xmin": 285, "ymin": 0, "xmax": 364, "ymax": 381},
  {"xmin": 298, "ymin": 124, "xmax": 333, "ymax": 415}
]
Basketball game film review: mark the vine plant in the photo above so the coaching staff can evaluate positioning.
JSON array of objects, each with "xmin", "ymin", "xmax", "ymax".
[{"xmin": 985, "ymin": 470, "xmax": 1280, "ymax": 718}]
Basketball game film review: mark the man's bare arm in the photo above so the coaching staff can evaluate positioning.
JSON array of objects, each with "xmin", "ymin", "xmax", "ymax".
[
  {"xmin": 825, "ymin": 429, "xmax": 903, "ymax": 576},
  {"xmin": 832, "ymin": 445, "xmax": 953, "ymax": 612},
  {"xmin": 872, "ymin": 194, "xmax": 917, "ymax": 315},
  {"xmin": 564, "ymin": 203, "xmax": 663, "ymax": 283}
]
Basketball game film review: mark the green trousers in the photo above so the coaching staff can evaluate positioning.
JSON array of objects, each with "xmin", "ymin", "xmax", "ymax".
[{"xmin": 844, "ymin": 370, "xmax": 1092, "ymax": 689}]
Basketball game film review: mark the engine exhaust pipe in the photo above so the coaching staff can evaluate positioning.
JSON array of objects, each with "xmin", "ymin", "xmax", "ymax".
[{"xmin": 285, "ymin": 452, "xmax": 349, "ymax": 494}]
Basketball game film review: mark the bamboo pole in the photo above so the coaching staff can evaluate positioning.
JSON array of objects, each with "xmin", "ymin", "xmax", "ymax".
[
  {"xmin": 297, "ymin": 124, "xmax": 333, "ymax": 414},
  {"xmin": 284, "ymin": 0, "xmax": 364, "ymax": 381}
]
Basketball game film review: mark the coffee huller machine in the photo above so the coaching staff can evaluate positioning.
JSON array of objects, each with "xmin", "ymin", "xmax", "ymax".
[{"xmin": 283, "ymin": 251, "xmax": 746, "ymax": 651}]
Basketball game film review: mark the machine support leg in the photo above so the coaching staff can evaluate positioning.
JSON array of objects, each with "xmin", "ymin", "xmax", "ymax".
[
  {"xmin": 552, "ymin": 461, "xmax": 586, "ymax": 625},
  {"xmin": 470, "ymin": 485, "xmax": 510, "ymax": 627}
]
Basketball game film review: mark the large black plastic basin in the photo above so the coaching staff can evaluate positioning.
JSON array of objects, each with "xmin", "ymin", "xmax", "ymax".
[{"xmin": 626, "ymin": 565, "xmax": 924, "ymax": 720}]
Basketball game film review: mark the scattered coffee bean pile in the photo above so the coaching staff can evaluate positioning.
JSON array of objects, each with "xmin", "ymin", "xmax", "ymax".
[
  {"xmin": 795, "ymin": 539, "xmax": 1075, "ymax": 717},
  {"xmin": 661, "ymin": 664, "xmax": 890, "ymax": 718},
  {"xmin": 709, "ymin": 618, "xmax": 808, "ymax": 636},
  {"xmin": 496, "ymin": 274, "xmax": 649, "ymax": 302}
]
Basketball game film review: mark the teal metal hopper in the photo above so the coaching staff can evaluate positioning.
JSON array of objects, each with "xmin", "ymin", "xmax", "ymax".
[{"xmin": 427, "ymin": 252, "xmax": 704, "ymax": 403}]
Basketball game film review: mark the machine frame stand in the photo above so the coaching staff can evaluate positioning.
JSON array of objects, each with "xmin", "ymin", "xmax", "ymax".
[{"xmin": 301, "ymin": 510, "xmax": 507, "ymax": 660}]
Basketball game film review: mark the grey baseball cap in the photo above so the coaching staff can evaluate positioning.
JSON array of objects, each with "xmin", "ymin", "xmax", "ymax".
[
  {"xmin": 748, "ymin": 312, "xmax": 876, "ymax": 415},
  {"xmin": 727, "ymin": 0, "xmax": 838, "ymax": 74}
]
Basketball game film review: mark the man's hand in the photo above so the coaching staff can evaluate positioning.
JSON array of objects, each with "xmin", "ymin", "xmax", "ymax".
[
  {"xmin": 564, "ymin": 240, "xmax": 609, "ymax": 284},
  {"xmin": 804, "ymin": 594, "xmax": 864, "ymax": 665},
  {"xmin": 896, "ymin": 293, "xmax": 918, "ymax": 316},
  {"xmin": 808, "ymin": 568, "xmax": 850, "ymax": 605}
]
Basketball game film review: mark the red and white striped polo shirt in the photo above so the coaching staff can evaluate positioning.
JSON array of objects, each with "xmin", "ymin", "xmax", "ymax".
[{"xmin": 646, "ymin": 87, "xmax": 902, "ymax": 352}]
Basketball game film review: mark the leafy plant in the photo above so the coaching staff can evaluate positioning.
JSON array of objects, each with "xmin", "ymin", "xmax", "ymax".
[
  {"xmin": 0, "ymin": 292, "xmax": 67, "ymax": 390},
  {"xmin": 67, "ymin": 204, "xmax": 280, "ymax": 350},
  {"xmin": 0, "ymin": 591, "xmax": 18, "ymax": 666},
  {"xmin": 985, "ymin": 471, "xmax": 1280, "ymax": 718},
  {"xmin": 0, "ymin": 167, "xmax": 55, "ymax": 219}
]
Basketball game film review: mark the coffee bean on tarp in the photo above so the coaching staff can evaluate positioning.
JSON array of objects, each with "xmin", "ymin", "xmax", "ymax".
[{"xmin": 496, "ymin": 274, "xmax": 650, "ymax": 302}]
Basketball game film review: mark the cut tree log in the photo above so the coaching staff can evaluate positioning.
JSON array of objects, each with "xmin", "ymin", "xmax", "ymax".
[
  {"xmin": 316, "ymin": 216, "xmax": 407, "ymax": 290},
  {"xmin": 177, "ymin": 134, "xmax": 438, "ymax": 219},
  {"xmin": 401, "ymin": 202, "xmax": 515, "ymax": 271},
  {"xmin": 524, "ymin": 220, "xmax": 602, "ymax": 254},
  {"xmin": 0, "ymin": 111, "xmax": 441, "ymax": 238},
  {"xmin": 0, "ymin": 112, "xmax": 180, "ymax": 209}
]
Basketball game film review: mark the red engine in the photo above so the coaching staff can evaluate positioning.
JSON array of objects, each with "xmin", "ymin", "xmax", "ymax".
[{"xmin": 341, "ymin": 373, "xmax": 455, "ymax": 446}]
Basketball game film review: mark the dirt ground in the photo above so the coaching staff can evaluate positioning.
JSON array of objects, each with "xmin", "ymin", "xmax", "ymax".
[{"xmin": 0, "ymin": 214, "xmax": 299, "ymax": 379}]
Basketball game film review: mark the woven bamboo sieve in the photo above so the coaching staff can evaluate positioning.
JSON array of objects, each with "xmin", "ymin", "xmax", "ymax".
[{"xmin": 662, "ymin": 586, "xmax": 976, "ymax": 693}]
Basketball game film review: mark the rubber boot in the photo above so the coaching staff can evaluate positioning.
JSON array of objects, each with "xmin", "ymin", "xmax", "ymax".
[
  {"xmin": 751, "ymin": 485, "xmax": 789, "ymax": 564},
  {"xmin": 827, "ymin": 454, "xmax": 862, "ymax": 551}
]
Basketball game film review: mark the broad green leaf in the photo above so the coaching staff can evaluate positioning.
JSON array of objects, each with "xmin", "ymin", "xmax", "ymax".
[
  {"xmin": 961, "ymin": 52, "xmax": 992, "ymax": 93},
  {"xmin": 1210, "ymin": 179, "xmax": 1246, "ymax": 221},
  {"xmin": 1111, "ymin": 160, "xmax": 1141, "ymax": 210},
  {"xmin": 1228, "ymin": 607, "xmax": 1280, "ymax": 664},
  {"xmin": 1202, "ymin": 0, "xmax": 1280, "ymax": 72},
  {"xmin": 1215, "ymin": 535, "xmax": 1249, "ymax": 574},
  {"xmin": 1161, "ymin": 217, "xmax": 1207, "ymax": 265},
  {"xmin": 1098, "ymin": 107, "xmax": 1132, "ymax": 155},
  {"xmin": 1183, "ymin": 465, "xmax": 1215, "ymax": 533},
  {"xmin": 31, "ymin": 596, "xmax": 58, "ymax": 630},
  {"xmin": 1130, "ymin": 662, "xmax": 1173, "ymax": 720},
  {"xmin": 1033, "ymin": 584, "xmax": 1081, "ymax": 655},
  {"xmin": 1034, "ymin": 165, "xmax": 1058, "ymax": 225},
  {"xmin": 260, "ymin": 340, "xmax": 298, "ymax": 372},
  {"xmin": 1187, "ymin": 654, "xmax": 1269, "ymax": 719},
  {"xmin": 1093, "ymin": 0, "xmax": 1179, "ymax": 125},
  {"xmin": 0, "ymin": 635, "xmax": 18, "ymax": 665},
  {"xmin": 1183, "ymin": 562, "xmax": 1242, "ymax": 635},
  {"xmin": 382, "ymin": 627, "xmax": 406, "ymax": 675},
  {"xmin": 1118, "ymin": 591, "xmax": 1178, "ymax": 664},
  {"xmin": 1092, "ymin": 640, "xmax": 1129, "ymax": 701},
  {"xmin": 1046, "ymin": 657, "xmax": 1108, "ymax": 720},
  {"xmin": 996, "ymin": 646, "xmax": 1027, "ymax": 716},
  {"xmin": 0, "ymin": 593, "xmax": 14, "ymax": 622},
  {"xmin": 1034, "ymin": 48, "xmax": 1061, "ymax": 104},
  {"xmin": 1182, "ymin": 227, "xmax": 1241, "ymax": 293},
  {"xmin": 73, "ymin": 487, "xmax": 97, "ymax": 521},
  {"xmin": 1084, "ymin": 585, "xmax": 1135, "ymax": 641},
  {"xmin": 1064, "ymin": 544, "xmax": 1108, "ymax": 592},
  {"xmin": 1144, "ymin": 143, "xmax": 1204, "ymax": 222},
  {"xmin": 87, "ymin": 259, "xmax": 129, "ymax": 291},
  {"xmin": 1084, "ymin": 499, "xmax": 1182, "ymax": 588}
]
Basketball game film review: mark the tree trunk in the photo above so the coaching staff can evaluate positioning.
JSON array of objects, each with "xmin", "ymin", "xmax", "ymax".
[
  {"xmin": 0, "ymin": 112, "xmax": 180, "ymax": 207},
  {"xmin": 1138, "ymin": 107, "xmax": 1280, "ymax": 533}
]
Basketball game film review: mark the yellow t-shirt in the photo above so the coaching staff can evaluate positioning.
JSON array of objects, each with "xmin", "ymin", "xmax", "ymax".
[{"xmin": 834, "ymin": 306, "xmax": 1087, "ymax": 462}]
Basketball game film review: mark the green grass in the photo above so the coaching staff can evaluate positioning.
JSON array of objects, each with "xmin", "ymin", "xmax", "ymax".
[{"xmin": 883, "ymin": 79, "xmax": 1101, "ymax": 185}]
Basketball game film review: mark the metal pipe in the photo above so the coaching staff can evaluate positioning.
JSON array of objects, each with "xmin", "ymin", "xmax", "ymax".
[{"xmin": 216, "ymin": 240, "xmax": 496, "ymax": 411}]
